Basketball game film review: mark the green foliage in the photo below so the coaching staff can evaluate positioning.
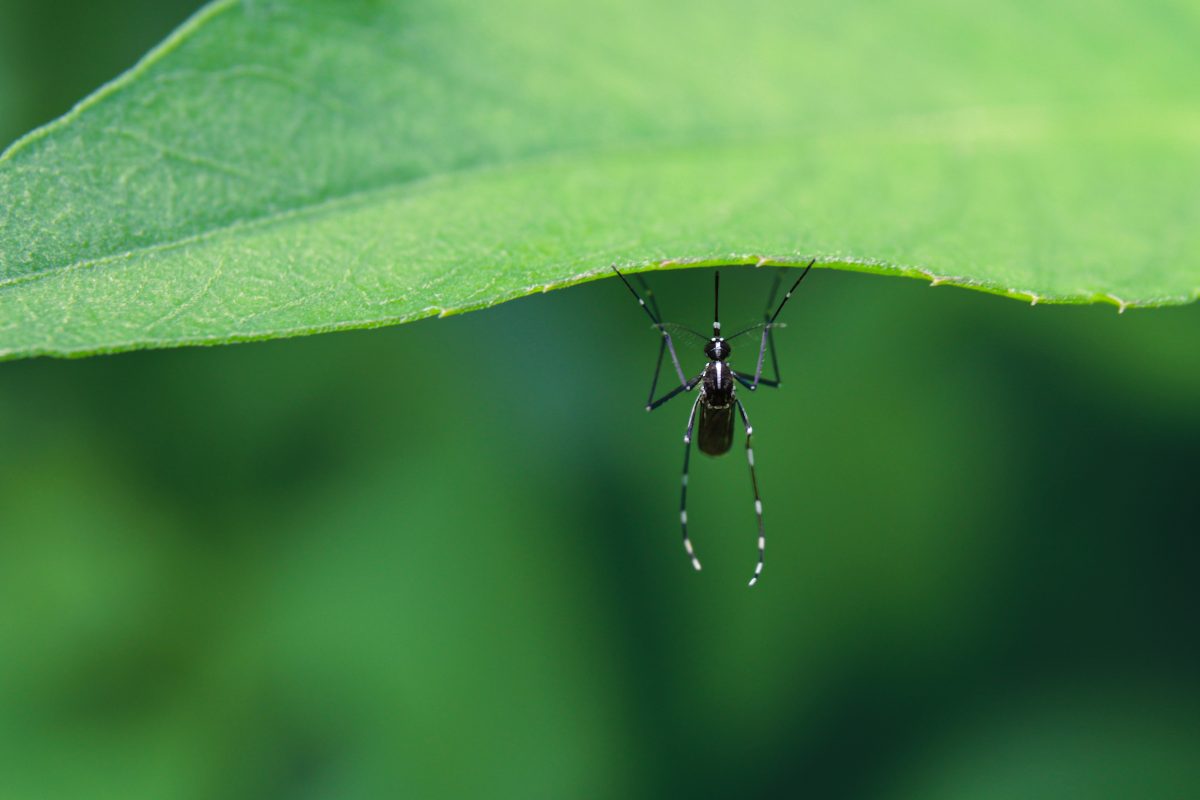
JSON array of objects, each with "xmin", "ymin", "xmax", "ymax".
[{"xmin": 2, "ymin": 0, "xmax": 1198, "ymax": 360}]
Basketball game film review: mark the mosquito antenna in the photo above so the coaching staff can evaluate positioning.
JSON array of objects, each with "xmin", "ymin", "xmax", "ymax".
[
  {"xmin": 768, "ymin": 259, "xmax": 816, "ymax": 323},
  {"xmin": 713, "ymin": 271, "xmax": 721, "ymax": 336}
]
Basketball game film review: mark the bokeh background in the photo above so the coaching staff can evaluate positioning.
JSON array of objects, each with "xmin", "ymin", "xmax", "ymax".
[{"xmin": 3, "ymin": 1, "xmax": 1200, "ymax": 797}]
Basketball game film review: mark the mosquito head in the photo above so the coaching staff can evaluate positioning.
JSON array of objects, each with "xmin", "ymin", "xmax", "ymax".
[{"xmin": 704, "ymin": 337, "xmax": 730, "ymax": 361}]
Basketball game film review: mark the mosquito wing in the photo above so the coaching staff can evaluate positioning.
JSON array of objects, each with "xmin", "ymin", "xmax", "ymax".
[{"xmin": 653, "ymin": 322, "xmax": 709, "ymax": 344}]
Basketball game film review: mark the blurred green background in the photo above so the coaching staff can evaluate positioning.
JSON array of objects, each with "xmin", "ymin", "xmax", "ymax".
[{"xmin": 3, "ymin": 1, "xmax": 1200, "ymax": 798}]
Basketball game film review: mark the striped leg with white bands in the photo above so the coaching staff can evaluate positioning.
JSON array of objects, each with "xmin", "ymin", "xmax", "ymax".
[
  {"xmin": 679, "ymin": 396, "xmax": 703, "ymax": 571},
  {"xmin": 612, "ymin": 267, "xmax": 692, "ymax": 407},
  {"xmin": 736, "ymin": 399, "xmax": 766, "ymax": 586}
]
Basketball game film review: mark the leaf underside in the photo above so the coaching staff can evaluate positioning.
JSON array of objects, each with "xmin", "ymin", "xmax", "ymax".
[{"xmin": 1, "ymin": 0, "xmax": 1198, "ymax": 360}]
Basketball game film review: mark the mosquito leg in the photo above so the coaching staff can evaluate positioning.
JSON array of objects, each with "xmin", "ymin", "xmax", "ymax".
[
  {"xmin": 735, "ymin": 399, "xmax": 765, "ymax": 587},
  {"xmin": 745, "ymin": 262, "xmax": 813, "ymax": 390},
  {"xmin": 647, "ymin": 331, "xmax": 690, "ymax": 404},
  {"xmin": 646, "ymin": 335, "xmax": 666, "ymax": 407},
  {"xmin": 648, "ymin": 372, "xmax": 704, "ymax": 412},
  {"xmin": 613, "ymin": 266, "xmax": 660, "ymax": 325},
  {"xmin": 633, "ymin": 273, "xmax": 662, "ymax": 322},
  {"xmin": 662, "ymin": 331, "xmax": 689, "ymax": 387},
  {"xmin": 750, "ymin": 325, "xmax": 771, "ymax": 390},
  {"xmin": 614, "ymin": 267, "xmax": 689, "ymax": 390},
  {"xmin": 634, "ymin": 272, "xmax": 689, "ymax": 389},
  {"xmin": 767, "ymin": 260, "xmax": 816, "ymax": 324},
  {"xmin": 761, "ymin": 272, "xmax": 785, "ymax": 387},
  {"xmin": 749, "ymin": 271, "xmax": 785, "ymax": 390},
  {"xmin": 764, "ymin": 323, "xmax": 782, "ymax": 385},
  {"xmin": 680, "ymin": 395, "xmax": 703, "ymax": 572},
  {"xmin": 733, "ymin": 371, "xmax": 780, "ymax": 391}
]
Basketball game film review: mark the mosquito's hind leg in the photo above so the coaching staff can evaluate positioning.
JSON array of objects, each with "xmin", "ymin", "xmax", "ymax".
[
  {"xmin": 735, "ymin": 399, "xmax": 765, "ymax": 586},
  {"xmin": 679, "ymin": 396, "xmax": 703, "ymax": 572}
]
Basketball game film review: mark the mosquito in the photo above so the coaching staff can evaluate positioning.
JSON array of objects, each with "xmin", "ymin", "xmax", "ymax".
[{"xmin": 612, "ymin": 260, "xmax": 815, "ymax": 586}]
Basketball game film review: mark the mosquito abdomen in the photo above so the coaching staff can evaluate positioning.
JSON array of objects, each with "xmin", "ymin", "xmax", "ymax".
[{"xmin": 697, "ymin": 403, "xmax": 734, "ymax": 456}]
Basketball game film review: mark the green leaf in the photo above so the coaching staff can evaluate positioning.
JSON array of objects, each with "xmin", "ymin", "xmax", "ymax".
[{"xmin": 2, "ymin": 0, "xmax": 1198, "ymax": 360}]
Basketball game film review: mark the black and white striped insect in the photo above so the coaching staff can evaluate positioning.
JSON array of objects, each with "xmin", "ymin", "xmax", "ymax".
[{"xmin": 612, "ymin": 261, "xmax": 815, "ymax": 586}]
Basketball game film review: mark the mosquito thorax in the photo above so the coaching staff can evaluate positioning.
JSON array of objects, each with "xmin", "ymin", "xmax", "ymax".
[{"xmin": 704, "ymin": 338, "xmax": 730, "ymax": 361}]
